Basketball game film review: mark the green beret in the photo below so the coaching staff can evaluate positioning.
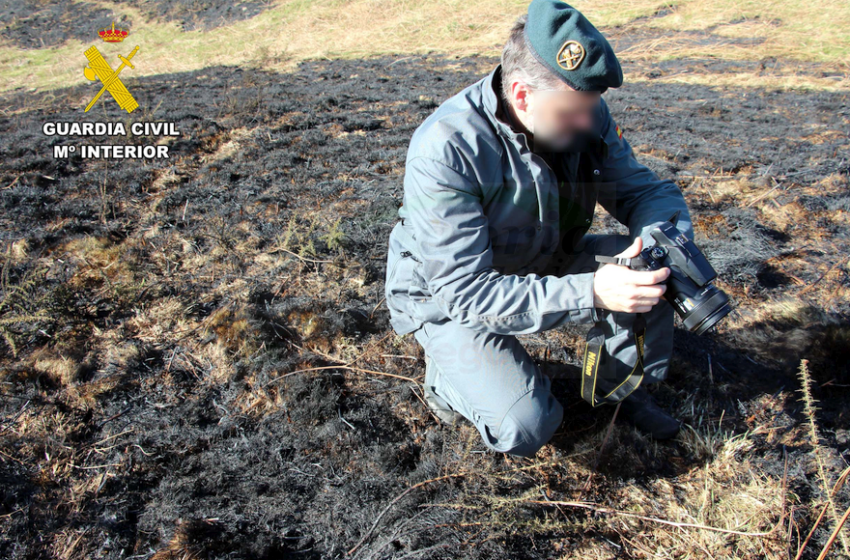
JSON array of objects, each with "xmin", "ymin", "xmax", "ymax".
[{"xmin": 523, "ymin": 0, "xmax": 623, "ymax": 93}]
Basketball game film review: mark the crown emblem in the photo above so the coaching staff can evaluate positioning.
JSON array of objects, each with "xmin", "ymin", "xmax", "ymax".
[
  {"xmin": 99, "ymin": 22, "xmax": 129, "ymax": 43},
  {"xmin": 556, "ymin": 40, "xmax": 585, "ymax": 71}
]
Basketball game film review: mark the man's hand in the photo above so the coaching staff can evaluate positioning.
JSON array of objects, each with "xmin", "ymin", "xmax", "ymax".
[{"xmin": 593, "ymin": 237, "xmax": 670, "ymax": 313}]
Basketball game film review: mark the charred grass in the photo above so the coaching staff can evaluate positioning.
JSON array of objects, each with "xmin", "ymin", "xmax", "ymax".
[{"xmin": 0, "ymin": 50, "xmax": 848, "ymax": 559}]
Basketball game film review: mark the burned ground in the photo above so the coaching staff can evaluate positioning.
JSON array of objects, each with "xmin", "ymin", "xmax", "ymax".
[
  {"xmin": 0, "ymin": 0, "xmax": 272, "ymax": 49},
  {"xmin": 0, "ymin": 1, "xmax": 125, "ymax": 49},
  {"xmin": 0, "ymin": 50, "xmax": 849, "ymax": 559},
  {"xmin": 118, "ymin": 0, "xmax": 273, "ymax": 32}
]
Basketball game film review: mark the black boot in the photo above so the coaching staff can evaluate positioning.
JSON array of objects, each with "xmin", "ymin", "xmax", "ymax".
[
  {"xmin": 559, "ymin": 346, "xmax": 680, "ymax": 440},
  {"xmin": 616, "ymin": 385, "xmax": 680, "ymax": 440},
  {"xmin": 586, "ymin": 367, "xmax": 680, "ymax": 440}
]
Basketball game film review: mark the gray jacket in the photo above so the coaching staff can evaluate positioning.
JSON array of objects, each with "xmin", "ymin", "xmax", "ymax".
[{"xmin": 384, "ymin": 63, "xmax": 692, "ymax": 337}]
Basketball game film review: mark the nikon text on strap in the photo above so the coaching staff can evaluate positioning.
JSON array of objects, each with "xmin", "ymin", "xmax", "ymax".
[{"xmin": 580, "ymin": 313, "xmax": 647, "ymax": 407}]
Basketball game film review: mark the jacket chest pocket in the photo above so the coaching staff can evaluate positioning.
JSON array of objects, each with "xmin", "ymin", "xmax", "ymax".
[
  {"xmin": 555, "ymin": 151, "xmax": 603, "ymax": 251},
  {"xmin": 557, "ymin": 191, "xmax": 596, "ymax": 251},
  {"xmin": 579, "ymin": 139, "xmax": 606, "ymax": 183},
  {"xmin": 578, "ymin": 142, "xmax": 607, "ymax": 212}
]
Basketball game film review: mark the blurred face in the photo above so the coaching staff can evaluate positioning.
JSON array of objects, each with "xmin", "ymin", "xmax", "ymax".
[{"xmin": 510, "ymin": 79, "xmax": 601, "ymax": 151}]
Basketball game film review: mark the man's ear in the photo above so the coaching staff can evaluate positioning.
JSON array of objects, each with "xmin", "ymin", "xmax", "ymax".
[{"xmin": 511, "ymin": 81, "xmax": 531, "ymax": 113}]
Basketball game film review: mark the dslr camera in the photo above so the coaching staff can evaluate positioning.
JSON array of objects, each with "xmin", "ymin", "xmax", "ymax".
[{"xmin": 596, "ymin": 220, "xmax": 732, "ymax": 334}]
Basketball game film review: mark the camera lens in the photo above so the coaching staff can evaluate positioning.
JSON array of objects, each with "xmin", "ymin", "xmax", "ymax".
[{"xmin": 680, "ymin": 284, "xmax": 733, "ymax": 335}]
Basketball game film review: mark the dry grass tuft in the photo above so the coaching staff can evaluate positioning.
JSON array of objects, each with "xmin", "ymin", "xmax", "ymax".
[
  {"xmin": 150, "ymin": 518, "xmax": 222, "ymax": 560},
  {"xmin": 797, "ymin": 359, "xmax": 850, "ymax": 556}
]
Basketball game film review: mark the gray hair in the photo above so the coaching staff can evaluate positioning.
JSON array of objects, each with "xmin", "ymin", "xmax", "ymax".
[{"xmin": 500, "ymin": 13, "xmax": 569, "ymax": 103}]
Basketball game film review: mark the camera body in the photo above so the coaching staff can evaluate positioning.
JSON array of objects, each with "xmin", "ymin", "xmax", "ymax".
[{"xmin": 628, "ymin": 221, "xmax": 732, "ymax": 335}]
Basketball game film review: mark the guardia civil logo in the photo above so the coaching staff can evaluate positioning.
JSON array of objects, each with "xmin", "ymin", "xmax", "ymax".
[
  {"xmin": 83, "ymin": 22, "xmax": 140, "ymax": 113},
  {"xmin": 42, "ymin": 22, "xmax": 180, "ymax": 161},
  {"xmin": 556, "ymin": 40, "xmax": 585, "ymax": 71}
]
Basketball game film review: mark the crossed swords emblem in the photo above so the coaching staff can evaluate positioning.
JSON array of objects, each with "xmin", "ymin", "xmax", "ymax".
[
  {"xmin": 556, "ymin": 40, "xmax": 585, "ymax": 71},
  {"xmin": 83, "ymin": 44, "xmax": 140, "ymax": 113}
]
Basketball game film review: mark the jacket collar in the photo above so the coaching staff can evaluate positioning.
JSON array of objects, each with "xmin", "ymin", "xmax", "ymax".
[{"xmin": 482, "ymin": 64, "xmax": 529, "ymax": 147}]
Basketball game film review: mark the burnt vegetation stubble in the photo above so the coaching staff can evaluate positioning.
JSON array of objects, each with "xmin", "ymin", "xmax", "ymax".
[{"xmin": 0, "ymin": 52, "xmax": 848, "ymax": 558}]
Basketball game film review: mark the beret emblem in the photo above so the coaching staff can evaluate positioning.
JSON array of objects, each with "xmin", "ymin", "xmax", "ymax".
[{"xmin": 556, "ymin": 40, "xmax": 585, "ymax": 71}]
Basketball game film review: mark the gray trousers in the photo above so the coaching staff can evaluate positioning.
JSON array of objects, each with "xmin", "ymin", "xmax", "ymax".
[{"xmin": 412, "ymin": 234, "xmax": 675, "ymax": 458}]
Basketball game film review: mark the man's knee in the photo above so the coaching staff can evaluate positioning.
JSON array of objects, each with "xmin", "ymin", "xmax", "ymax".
[{"xmin": 496, "ymin": 385, "xmax": 564, "ymax": 458}]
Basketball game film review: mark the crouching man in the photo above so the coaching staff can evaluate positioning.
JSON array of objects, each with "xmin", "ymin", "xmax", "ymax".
[{"xmin": 384, "ymin": 0, "xmax": 694, "ymax": 457}]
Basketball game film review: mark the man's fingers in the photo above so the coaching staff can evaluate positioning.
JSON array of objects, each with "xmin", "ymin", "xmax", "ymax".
[
  {"xmin": 633, "ymin": 285, "xmax": 667, "ymax": 299},
  {"xmin": 625, "ymin": 295, "xmax": 661, "ymax": 307},
  {"xmin": 618, "ymin": 304, "xmax": 654, "ymax": 313},
  {"xmin": 629, "ymin": 267, "xmax": 671, "ymax": 285}
]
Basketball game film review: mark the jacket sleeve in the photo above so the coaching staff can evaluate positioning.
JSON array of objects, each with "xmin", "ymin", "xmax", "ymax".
[
  {"xmin": 402, "ymin": 155, "xmax": 600, "ymax": 336},
  {"xmin": 595, "ymin": 100, "xmax": 695, "ymax": 247}
]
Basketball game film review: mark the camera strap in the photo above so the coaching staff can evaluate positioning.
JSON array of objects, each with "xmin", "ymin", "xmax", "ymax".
[{"xmin": 580, "ymin": 313, "xmax": 647, "ymax": 407}]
